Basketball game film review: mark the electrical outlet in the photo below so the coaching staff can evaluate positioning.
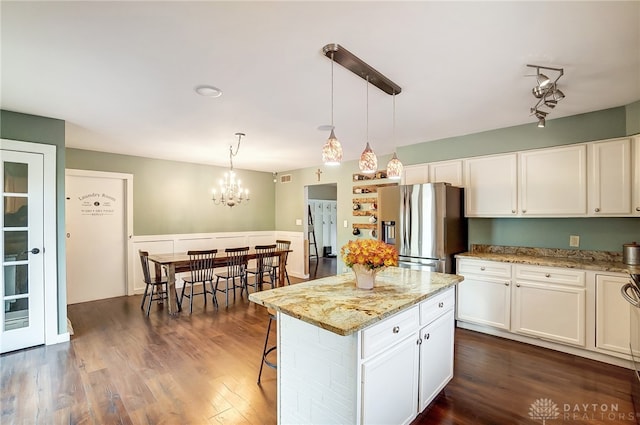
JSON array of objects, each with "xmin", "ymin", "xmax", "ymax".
[{"xmin": 569, "ymin": 235, "xmax": 580, "ymax": 248}]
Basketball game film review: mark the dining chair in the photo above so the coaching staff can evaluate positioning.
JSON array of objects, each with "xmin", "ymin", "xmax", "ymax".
[
  {"xmin": 139, "ymin": 250, "xmax": 169, "ymax": 316},
  {"xmin": 245, "ymin": 244, "xmax": 277, "ymax": 294},
  {"xmin": 180, "ymin": 249, "xmax": 218, "ymax": 313},
  {"xmin": 215, "ymin": 246, "xmax": 249, "ymax": 308},
  {"xmin": 274, "ymin": 239, "xmax": 292, "ymax": 285}
]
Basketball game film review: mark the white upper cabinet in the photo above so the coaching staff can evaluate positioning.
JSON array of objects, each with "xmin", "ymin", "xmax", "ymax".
[
  {"xmin": 402, "ymin": 164, "xmax": 429, "ymax": 185},
  {"xmin": 428, "ymin": 160, "xmax": 464, "ymax": 187},
  {"xmin": 464, "ymin": 153, "xmax": 518, "ymax": 217},
  {"xmin": 633, "ymin": 136, "xmax": 640, "ymax": 215},
  {"xmin": 519, "ymin": 145, "xmax": 587, "ymax": 216},
  {"xmin": 588, "ymin": 138, "xmax": 632, "ymax": 216}
]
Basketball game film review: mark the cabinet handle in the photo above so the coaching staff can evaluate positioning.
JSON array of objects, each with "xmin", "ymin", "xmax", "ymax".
[
  {"xmin": 504, "ymin": 282, "xmax": 510, "ymax": 286},
  {"xmin": 392, "ymin": 326, "xmax": 400, "ymax": 334},
  {"xmin": 595, "ymin": 208, "xmax": 600, "ymax": 212},
  {"xmin": 516, "ymin": 284, "xmax": 521, "ymax": 287},
  {"xmin": 522, "ymin": 209, "xmax": 527, "ymax": 213},
  {"xmin": 636, "ymin": 207, "xmax": 640, "ymax": 212},
  {"xmin": 417, "ymin": 338, "xmax": 422, "ymax": 345},
  {"xmin": 424, "ymin": 333, "xmax": 430, "ymax": 340},
  {"xmin": 545, "ymin": 273, "xmax": 550, "ymax": 278},
  {"xmin": 480, "ymin": 266, "xmax": 486, "ymax": 271},
  {"xmin": 512, "ymin": 209, "xmax": 516, "ymax": 214},
  {"xmin": 438, "ymin": 302, "xmax": 444, "ymax": 308}
]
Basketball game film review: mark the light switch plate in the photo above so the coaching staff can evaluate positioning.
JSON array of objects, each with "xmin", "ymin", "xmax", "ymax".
[{"xmin": 295, "ymin": 218, "xmax": 302, "ymax": 226}]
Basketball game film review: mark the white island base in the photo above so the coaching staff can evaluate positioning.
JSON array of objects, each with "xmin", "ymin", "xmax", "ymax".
[{"xmin": 276, "ymin": 286, "xmax": 456, "ymax": 425}]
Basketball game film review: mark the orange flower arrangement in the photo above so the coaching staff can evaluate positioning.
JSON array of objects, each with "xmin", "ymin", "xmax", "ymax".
[{"xmin": 341, "ymin": 239, "xmax": 399, "ymax": 270}]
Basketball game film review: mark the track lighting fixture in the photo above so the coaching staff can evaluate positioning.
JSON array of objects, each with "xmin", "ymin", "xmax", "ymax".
[{"xmin": 527, "ymin": 64, "xmax": 566, "ymax": 128}]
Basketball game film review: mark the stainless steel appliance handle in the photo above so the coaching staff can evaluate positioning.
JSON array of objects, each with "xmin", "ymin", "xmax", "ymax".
[
  {"xmin": 621, "ymin": 283, "xmax": 640, "ymax": 307},
  {"xmin": 399, "ymin": 260, "xmax": 437, "ymax": 268}
]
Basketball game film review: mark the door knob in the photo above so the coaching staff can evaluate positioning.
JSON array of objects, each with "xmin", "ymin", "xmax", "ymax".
[{"xmin": 22, "ymin": 248, "xmax": 40, "ymax": 255}]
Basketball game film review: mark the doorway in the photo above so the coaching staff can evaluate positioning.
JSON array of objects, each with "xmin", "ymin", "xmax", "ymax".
[
  {"xmin": 65, "ymin": 170, "xmax": 133, "ymax": 304},
  {"xmin": 1, "ymin": 139, "xmax": 59, "ymax": 353},
  {"xmin": 305, "ymin": 183, "xmax": 337, "ymax": 279}
]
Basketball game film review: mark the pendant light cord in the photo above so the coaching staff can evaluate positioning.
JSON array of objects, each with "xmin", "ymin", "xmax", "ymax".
[
  {"xmin": 331, "ymin": 52, "xmax": 335, "ymax": 128},
  {"xmin": 392, "ymin": 92, "xmax": 396, "ymax": 152},
  {"xmin": 366, "ymin": 75, "xmax": 369, "ymax": 142}
]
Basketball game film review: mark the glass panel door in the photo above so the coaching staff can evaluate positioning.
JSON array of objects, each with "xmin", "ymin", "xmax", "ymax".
[{"xmin": 1, "ymin": 150, "xmax": 45, "ymax": 353}]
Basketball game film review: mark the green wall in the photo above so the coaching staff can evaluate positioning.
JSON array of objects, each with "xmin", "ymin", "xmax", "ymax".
[
  {"xmin": 276, "ymin": 103, "xmax": 640, "ymax": 272},
  {"xmin": 1, "ymin": 109, "xmax": 67, "ymax": 334},
  {"xmin": 66, "ymin": 149, "xmax": 276, "ymax": 234},
  {"xmin": 628, "ymin": 100, "xmax": 640, "ymax": 135}
]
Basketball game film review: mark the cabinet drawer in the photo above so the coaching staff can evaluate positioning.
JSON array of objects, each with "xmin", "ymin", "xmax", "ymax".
[
  {"xmin": 515, "ymin": 265, "xmax": 585, "ymax": 287},
  {"xmin": 420, "ymin": 287, "xmax": 454, "ymax": 326},
  {"xmin": 362, "ymin": 306, "xmax": 419, "ymax": 359},
  {"xmin": 458, "ymin": 259, "xmax": 511, "ymax": 278}
]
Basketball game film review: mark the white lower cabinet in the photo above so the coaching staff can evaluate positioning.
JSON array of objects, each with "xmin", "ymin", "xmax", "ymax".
[
  {"xmin": 360, "ymin": 287, "xmax": 455, "ymax": 425},
  {"xmin": 456, "ymin": 259, "xmax": 512, "ymax": 329},
  {"xmin": 453, "ymin": 258, "xmax": 640, "ymax": 367},
  {"xmin": 418, "ymin": 309, "xmax": 454, "ymax": 411},
  {"xmin": 361, "ymin": 334, "xmax": 420, "ymax": 425},
  {"xmin": 512, "ymin": 265, "xmax": 586, "ymax": 346},
  {"xmin": 596, "ymin": 273, "xmax": 631, "ymax": 354}
]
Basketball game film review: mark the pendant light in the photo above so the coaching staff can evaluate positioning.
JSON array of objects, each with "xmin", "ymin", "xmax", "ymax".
[
  {"xmin": 359, "ymin": 76, "xmax": 378, "ymax": 174},
  {"xmin": 386, "ymin": 92, "xmax": 403, "ymax": 180},
  {"xmin": 321, "ymin": 51, "xmax": 343, "ymax": 166}
]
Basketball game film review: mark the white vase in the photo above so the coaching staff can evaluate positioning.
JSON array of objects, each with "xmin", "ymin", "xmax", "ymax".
[{"xmin": 352, "ymin": 264, "xmax": 377, "ymax": 290}]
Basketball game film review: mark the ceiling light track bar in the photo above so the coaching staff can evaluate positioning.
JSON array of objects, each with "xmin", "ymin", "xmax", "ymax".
[{"xmin": 323, "ymin": 43, "xmax": 402, "ymax": 95}]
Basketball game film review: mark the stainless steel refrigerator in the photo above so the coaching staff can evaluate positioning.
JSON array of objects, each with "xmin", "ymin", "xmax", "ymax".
[{"xmin": 377, "ymin": 183, "xmax": 467, "ymax": 274}]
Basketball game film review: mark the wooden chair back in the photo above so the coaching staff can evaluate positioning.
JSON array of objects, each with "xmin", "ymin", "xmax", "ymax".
[
  {"xmin": 139, "ymin": 250, "xmax": 152, "ymax": 284},
  {"xmin": 275, "ymin": 240, "xmax": 291, "ymax": 266},
  {"xmin": 224, "ymin": 246, "xmax": 249, "ymax": 278},
  {"xmin": 187, "ymin": 249, "xmax": 217, "ymax": 282},
  {"xmin": 254, "ymin": 244, "xmax": 277, "ymax": 273}
]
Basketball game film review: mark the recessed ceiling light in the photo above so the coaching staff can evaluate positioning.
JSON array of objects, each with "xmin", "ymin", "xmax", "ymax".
[{"xmin": 195, "ymin": 85, "xmax": 223, "ymax": 98}]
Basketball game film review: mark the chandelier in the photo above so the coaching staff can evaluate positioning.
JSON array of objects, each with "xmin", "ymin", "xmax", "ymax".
[
  {"xmin": 527, "ymin": 64, "xmax": 566, "ymax": 128},
  {"xmin": 212, "ymin": 132, "xmax": 249, "ymax": 207}
]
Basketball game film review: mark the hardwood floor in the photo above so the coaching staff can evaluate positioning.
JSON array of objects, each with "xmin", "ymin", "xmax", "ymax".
[{"xmin": 2, "ymin": 275, "xmax": 637, "ymax": 424}]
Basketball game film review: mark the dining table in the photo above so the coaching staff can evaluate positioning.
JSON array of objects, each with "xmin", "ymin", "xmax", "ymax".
[{"xmin": 147, "ymin": 248, "xmax": 291, "ymax": 315}]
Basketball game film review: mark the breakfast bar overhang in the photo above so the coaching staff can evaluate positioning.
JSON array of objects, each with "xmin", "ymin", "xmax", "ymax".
[{"xmin": 249, "ymin": 267, "xmax": 463, "ymax": 425}]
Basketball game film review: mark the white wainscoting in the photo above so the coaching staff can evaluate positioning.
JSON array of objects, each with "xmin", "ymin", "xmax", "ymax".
[{"xmin": 131, "ymin": 231, "xmax": 305, "ymax": 294}]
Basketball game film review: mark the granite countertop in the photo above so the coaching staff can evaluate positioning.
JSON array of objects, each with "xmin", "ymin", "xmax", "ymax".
[
  {"xmin": 456, "ymin": 244, "xmax": 640, "ymax": 275},
  {"xmin": 248, "ymin": 267, "xmax": 463, "ymax": 336}
]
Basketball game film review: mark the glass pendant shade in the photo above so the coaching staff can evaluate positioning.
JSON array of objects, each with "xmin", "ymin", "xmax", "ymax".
[
  {"xmin": 322, "ymin": 128, "xmax": 343, "ymax": 165},
  {"xmin": 386, "ymin": 152, "xmax": 403, "ymax": 180},
  {"xmin": 359, "ymin": 142, "xmax": 378, "ymax": 174}
]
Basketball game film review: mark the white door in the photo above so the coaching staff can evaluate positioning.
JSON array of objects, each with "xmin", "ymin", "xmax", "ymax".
[
  {"xmin": 65, "ymin": 171, "xmax": 129, "ymax": 304},
  {"xmin": 1, "ymin": 150, "xmax": 45, "ymax": 353}
]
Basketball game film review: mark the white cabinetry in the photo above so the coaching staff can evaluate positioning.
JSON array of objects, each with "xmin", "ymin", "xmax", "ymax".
[
  {"xmin": 512, "ymin": 265, "xmax": 586, "ymax": 346},
  {"xmin": 418, "ymin": 309, "xmax": 454, "ymax": 411},
  {"xmin": 456, "ymin": 259, "xmax": 511, "ymax": 329},
  {"xmin": 403, "ymin": 164, "xmax": 429, "ymax": 185},
  {"xmin": 596, "ymin": 273, "xmax": 631, "ymax": 355},
  {"xmin": 429, "ymin": 160, "xmax": 464, "ymax": 187},
  {"xmin": 588, "ymin": 138, "xmax": 632, "ymax": 216},
  {"xmin": 361, "ymin": 331, "xmax": 419, "ymax": 425},
  {"xmin": 360, "ymin": 287, "xmax": 455, "ymax": 425},
  {"xmin": 464, "ymin": 154, "xmax": 518, "ymax": 217},
  {"xmin": 633, "ymin": 136, "xmax": 640, "ymax": 215},
  {"xmin": 518, "ymin": 145, "xmax": 587, "ymax": 216}
]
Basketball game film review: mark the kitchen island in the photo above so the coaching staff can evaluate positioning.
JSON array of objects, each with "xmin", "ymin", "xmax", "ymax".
[{"xmin": 249, "ymin": 267, "xmax": 463, "ymax": 425}]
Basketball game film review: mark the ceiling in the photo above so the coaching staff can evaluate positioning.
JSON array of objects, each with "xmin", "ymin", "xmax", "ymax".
[{"xmin": 2, "ymin": 1, "xmax": 639, "ymax": 173}]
